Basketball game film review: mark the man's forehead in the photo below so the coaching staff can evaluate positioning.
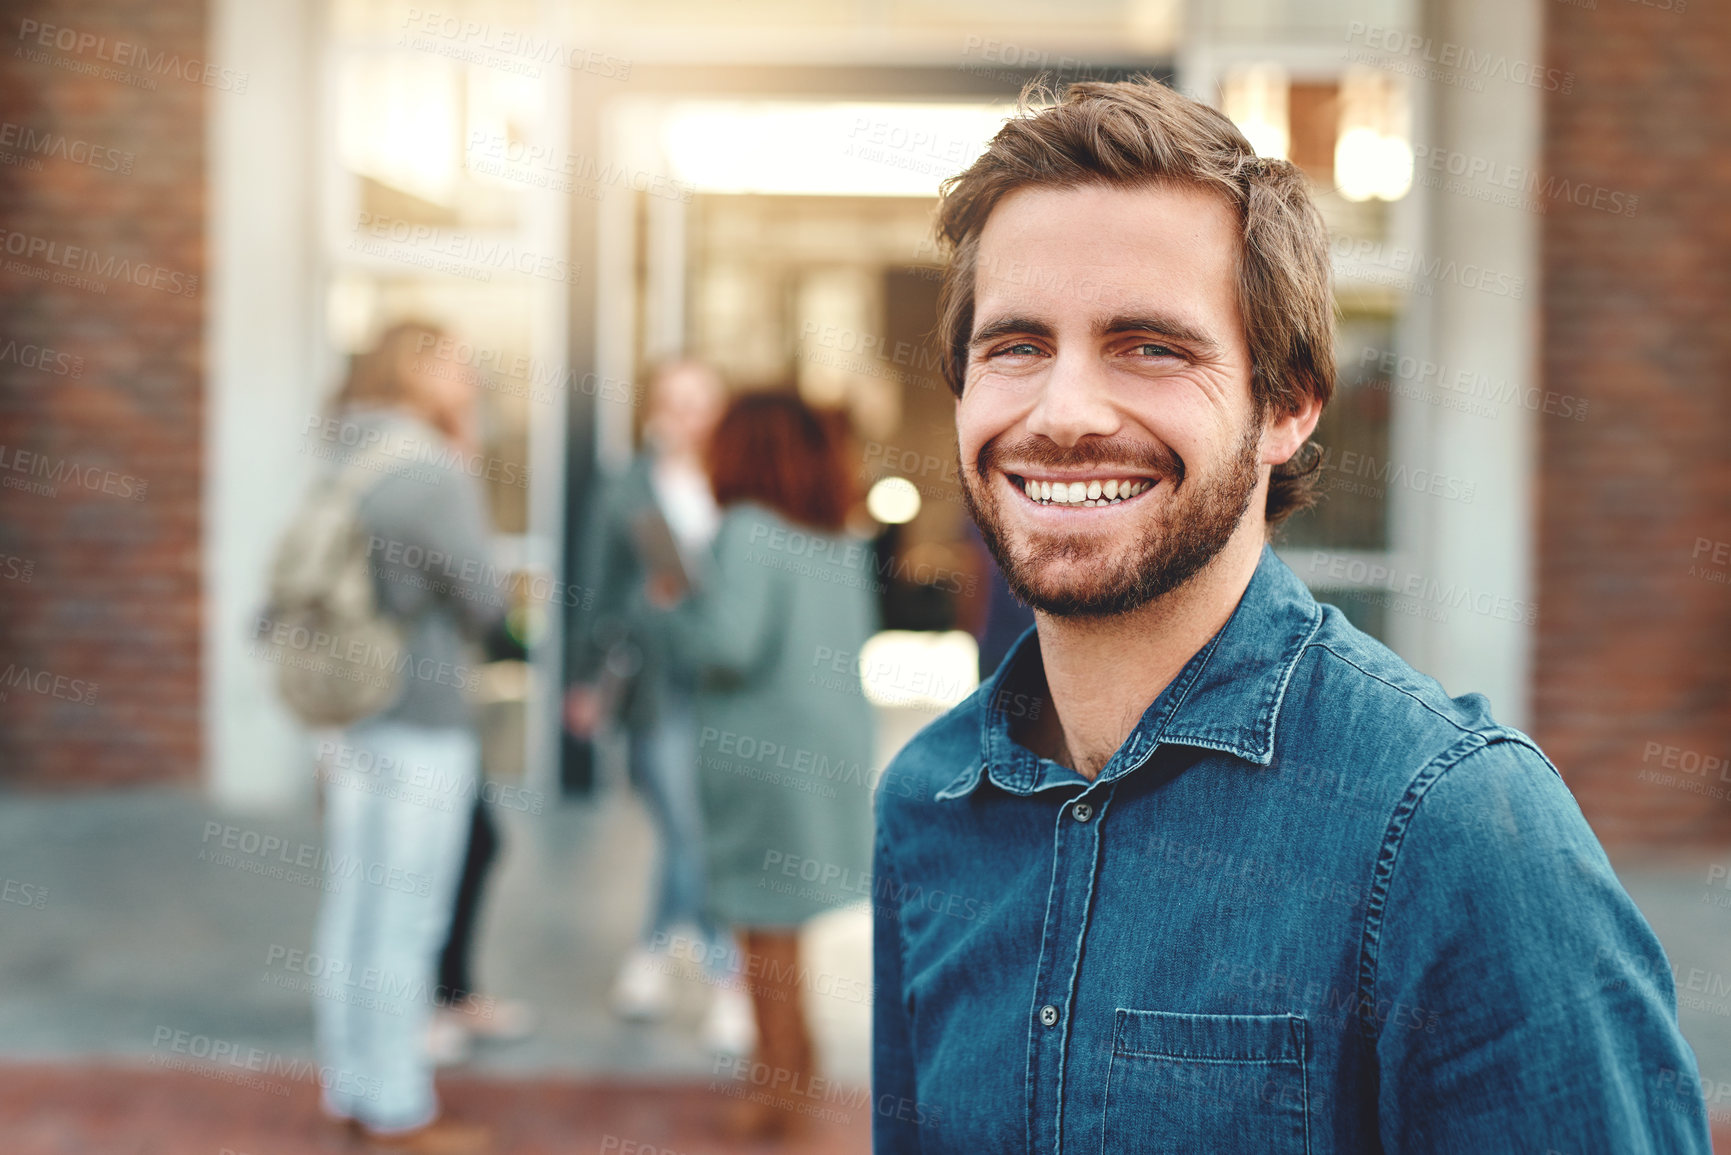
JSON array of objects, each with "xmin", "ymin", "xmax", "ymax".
[
  {"xmin": 975, "ymin": 181, "xmax": 1239, "ymax": 253},
  {"xmin": 971, "ymin": 279, "xmax": 1197, "ymax": 325},
  {"xmin": 970, "ymin": 183, "xmax": 1241, "ymax": 320},
  {"xmin": 969, "ymin": 265, "xmax": 1226, "ymax": 344}
]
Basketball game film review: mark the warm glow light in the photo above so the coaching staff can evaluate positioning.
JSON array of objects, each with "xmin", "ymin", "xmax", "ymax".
[
  {"xmin": 463, "ymin": 68, "xmax": 546, "ymax": 192},
  {"xmin": 1371, "ymin": 134, "xmax": 1413, "ymax": 200},
  {"xmin": 1335, "ymin": 69, "xmax": 1412, "ymax": 202},
  {"xmin": 858, "ymin": 631, "xmax": 979, "ymax": 710},
  {"xmin": 1222, "ymin": 64, "xmax": 1290, "ymax": 160},
  {"xmin": 660, "ymin": 101, "xmax": 1012, "ymax": 197},
  {"xmin": 337, "ymin": 53, "xmax": 462, "ymax": 204},
  {"xmin": 866, "ymin": 477, "xmax": 922, "ymax": 525}
]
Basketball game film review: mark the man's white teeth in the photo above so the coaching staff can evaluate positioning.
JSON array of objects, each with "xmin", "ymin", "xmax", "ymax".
[{"xmin": 1019, "ymin": 477, "xmax": 1152, "ymax": 506}]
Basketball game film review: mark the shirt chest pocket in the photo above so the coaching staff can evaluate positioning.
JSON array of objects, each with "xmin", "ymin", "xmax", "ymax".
[{"xmin": 1102, "ymin": 1010, "xmax": 1310, "ymax": 1155}]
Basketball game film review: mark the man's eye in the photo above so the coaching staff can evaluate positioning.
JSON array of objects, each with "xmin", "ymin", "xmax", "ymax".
[
  {"xmin": 1000, "ymin": 343, "xmax": 1041, "ymax": 356},
  {"xmin": 1134, "ymin": 342, "xmax": 1178, "ymax": 358}
]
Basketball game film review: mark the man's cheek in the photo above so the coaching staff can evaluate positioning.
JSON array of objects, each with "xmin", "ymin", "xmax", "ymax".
[{"xmin": 953, "ymin": 404, "xmax": 1004, "ymax": 473}]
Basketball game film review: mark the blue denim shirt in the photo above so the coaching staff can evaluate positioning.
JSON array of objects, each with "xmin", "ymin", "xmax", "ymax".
[{"xmin": 872, "ymin": 547, "xmax": 1709, "ymax": 1153}]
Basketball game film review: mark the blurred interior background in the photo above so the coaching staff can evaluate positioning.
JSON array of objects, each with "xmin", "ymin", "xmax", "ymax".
[{"xmin": 1, "ymin": 0, "xmax": 1727, "ymax": 1150}]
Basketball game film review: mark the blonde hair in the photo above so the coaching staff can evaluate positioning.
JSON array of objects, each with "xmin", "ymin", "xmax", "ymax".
[{"xmin": 331, "ymin": 320, "xmax": 462, "ymax": 442}]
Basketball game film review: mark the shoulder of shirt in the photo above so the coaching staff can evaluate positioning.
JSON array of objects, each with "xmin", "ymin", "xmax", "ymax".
[
  {"xmin": 1291, "ymin": 601, "xmax": 1557, "ymax": 784},
  {"xmin": 876, "ymin": 603, "xmax": 1563, "ymax": 826},
  {"xmin": 1292, "ymin": 611, "xmax": 1612, "ymax": 936}
]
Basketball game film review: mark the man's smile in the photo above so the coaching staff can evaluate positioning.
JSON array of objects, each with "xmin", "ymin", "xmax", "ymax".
[{"xmin": 1001, "ymin": 469, "xmax": 1163, "ymax": 510}]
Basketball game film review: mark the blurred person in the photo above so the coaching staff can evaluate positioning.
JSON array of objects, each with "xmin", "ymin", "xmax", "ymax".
[
  {"xmin": 427, "ymin": 564, "xmax": 538, "ymax": 1065},
  {"xmin": 644, "ymin": 391, "xmax": 879, "ymax": 1143},
  {"xmin": 425, "ymin": 561, "xmax": 538, "ymax": 1065},
  {"xmin": 311, "ymin": 321, "xmax": 501, "ymax": 1153},
  {"xmin": 563, "ymin": 360, "xmax": 753, "ymax": 1051},
  {"xmin": 426, "ymin": 794, "xmax": 537, "ymax": 1064},
  {"xmin": 871, "ymin": 79, "xmax": 1711, "ymax": 1153},
  {"xmin": 427, "ymin": 799, "xmax": 501, "ymax": 1066}
]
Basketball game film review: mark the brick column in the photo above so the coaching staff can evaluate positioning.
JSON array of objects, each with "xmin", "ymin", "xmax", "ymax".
[
  {"xmin": 0, "ymin": 1, "xmax": 210, "ymax": 786},
  {"xmin": 1537, "ymin": 0, "xmax": 1731, "ymax": 847}
]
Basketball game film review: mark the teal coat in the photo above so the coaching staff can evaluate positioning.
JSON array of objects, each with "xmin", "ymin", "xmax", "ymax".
[
  {"xmin": 654, "ymin": 502, "xmax": 880, "ymax": 928},
  {"xmin": 567, "ymin": 453, "xmax": 677, "ymax": 732}
]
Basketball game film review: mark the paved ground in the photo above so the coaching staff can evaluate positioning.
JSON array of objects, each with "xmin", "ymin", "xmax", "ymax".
[
  {"xmin": 1617, "ymin": 858, "xmax": 1731, "ymax": 1137},
  {"xmin": 3, "ymin": 783, "xmax": 1731, "ymax": 1150},
  {"xmin": 0, "ymin": 787, "xmax": 870, "ymax": 1083},
  {"xmin": 0, "ymin": 1065, "xmax": 870, "ymax": 1154}
]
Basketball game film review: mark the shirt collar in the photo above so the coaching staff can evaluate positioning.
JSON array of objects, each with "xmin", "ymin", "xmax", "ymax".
[{"xmin": 938, "ymin": 545, "xmax": 1322, "ymax": 801}]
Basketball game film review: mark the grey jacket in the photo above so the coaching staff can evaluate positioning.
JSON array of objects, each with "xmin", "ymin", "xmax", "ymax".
[{"xmin": 343, "ymin": 408, "xmax": 503, "ymax": 730}]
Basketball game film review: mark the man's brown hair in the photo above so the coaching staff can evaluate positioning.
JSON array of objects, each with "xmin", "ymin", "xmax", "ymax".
[{"xmin": 935, "ymin": 77, "xmax": 1334, "ymax": 524}]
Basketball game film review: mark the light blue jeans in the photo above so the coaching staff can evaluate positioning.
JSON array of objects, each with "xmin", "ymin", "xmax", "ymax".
[
  {"xmin": 629, "ymin": 689, "xmax": 731, "ymax": 973},
  {"xmin": 313, "ymin": 720, "xmax": 477, "ymax": 1133}
]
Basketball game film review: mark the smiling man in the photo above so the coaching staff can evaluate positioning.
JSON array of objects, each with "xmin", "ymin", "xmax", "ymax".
[{"xmin": 870, "ymin": 79, "xmax": 1710, "ymax": 1154}]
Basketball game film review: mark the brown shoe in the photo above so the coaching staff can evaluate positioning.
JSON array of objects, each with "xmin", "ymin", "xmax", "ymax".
[{"xmin": 362, "ymin": 1118, "xmax": 491, "ymax": 1154}]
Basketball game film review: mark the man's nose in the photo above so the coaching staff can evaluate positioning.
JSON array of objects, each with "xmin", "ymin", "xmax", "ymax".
[{"xmin": 1023, "ymin": 351, "xmax": 1120, "ymax": 447}]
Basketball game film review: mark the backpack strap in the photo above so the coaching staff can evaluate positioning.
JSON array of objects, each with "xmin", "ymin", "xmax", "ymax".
[{"xmin": 324, "ymin": 426, "xmax": 467, "ymax": 635}]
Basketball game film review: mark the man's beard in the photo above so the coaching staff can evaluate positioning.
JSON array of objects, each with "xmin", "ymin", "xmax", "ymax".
[{"xmin": 960, "ymin": 420, "xmax": 1263, "ymax": 618}]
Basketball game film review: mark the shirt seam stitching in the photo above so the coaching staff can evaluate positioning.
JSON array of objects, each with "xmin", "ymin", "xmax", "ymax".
[
  {"xmin": 1356, "ymin": 732, "xmax": 1527, "ymax": 1050},
  {"xmin": 1309, "ymin": 641, "xmax": 1484, "ymax": 736}
]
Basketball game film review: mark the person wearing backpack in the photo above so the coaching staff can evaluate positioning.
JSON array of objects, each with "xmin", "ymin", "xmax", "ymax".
[{"xmin": 287, "ymin": 320, "xmax": 503, "ymax": 1153}]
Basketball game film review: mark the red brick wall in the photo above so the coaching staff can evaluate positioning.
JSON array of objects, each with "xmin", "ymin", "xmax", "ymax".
[
  {"xmin": 0, "ymin": 1, "xmax": 206, "ymax": 787},
  {"xmin": 1538, "ymin": 0, "xmax": 1731, "ymax": 847}
]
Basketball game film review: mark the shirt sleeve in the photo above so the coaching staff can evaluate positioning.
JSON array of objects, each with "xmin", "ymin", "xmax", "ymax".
[
  {"xmin": 872, "ymin": 810, "xmax": 925, "ymax": 1153},
  {"xmin": 1372, "ymin": 737, "xmax": 1712, "ymax": 1153}
]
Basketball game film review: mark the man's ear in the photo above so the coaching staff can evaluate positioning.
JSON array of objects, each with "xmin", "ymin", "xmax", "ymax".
[{"xmin": 1261, "ymin": 391, "xmax": 1324, "ymax": 467}]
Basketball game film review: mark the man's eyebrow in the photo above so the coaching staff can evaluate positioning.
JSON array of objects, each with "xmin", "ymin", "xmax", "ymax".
[
  {"xmin": 967, "ymin": 313, "xmax": 1224, "ymax": 356},
  {"xmin": 1097, "ymin": 315, "xmax": 1221, "ymax": 356},
  {"xmin": 969, "ymin": 316, "xmax": 1053, "ymax": 348}
]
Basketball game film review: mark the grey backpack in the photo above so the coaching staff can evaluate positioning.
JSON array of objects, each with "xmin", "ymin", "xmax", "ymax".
[{"xmin": 256, "ymin": 447, "xmax": 409, "ymax": 728}]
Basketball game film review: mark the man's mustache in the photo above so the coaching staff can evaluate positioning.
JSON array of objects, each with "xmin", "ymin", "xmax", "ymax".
[{"xmin": 975, "ymin": 436, "xmax": 1186, "ymax": 482}]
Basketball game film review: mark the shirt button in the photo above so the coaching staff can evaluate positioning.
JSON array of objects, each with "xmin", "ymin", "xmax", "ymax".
[
  {"xmin": 1071, "ymin": 801, "xmax": 1093, "ymax": 823},
  {"xmin": 1039, "ymin": 1004, "xmax": 1060, "ymax": 1027}
]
